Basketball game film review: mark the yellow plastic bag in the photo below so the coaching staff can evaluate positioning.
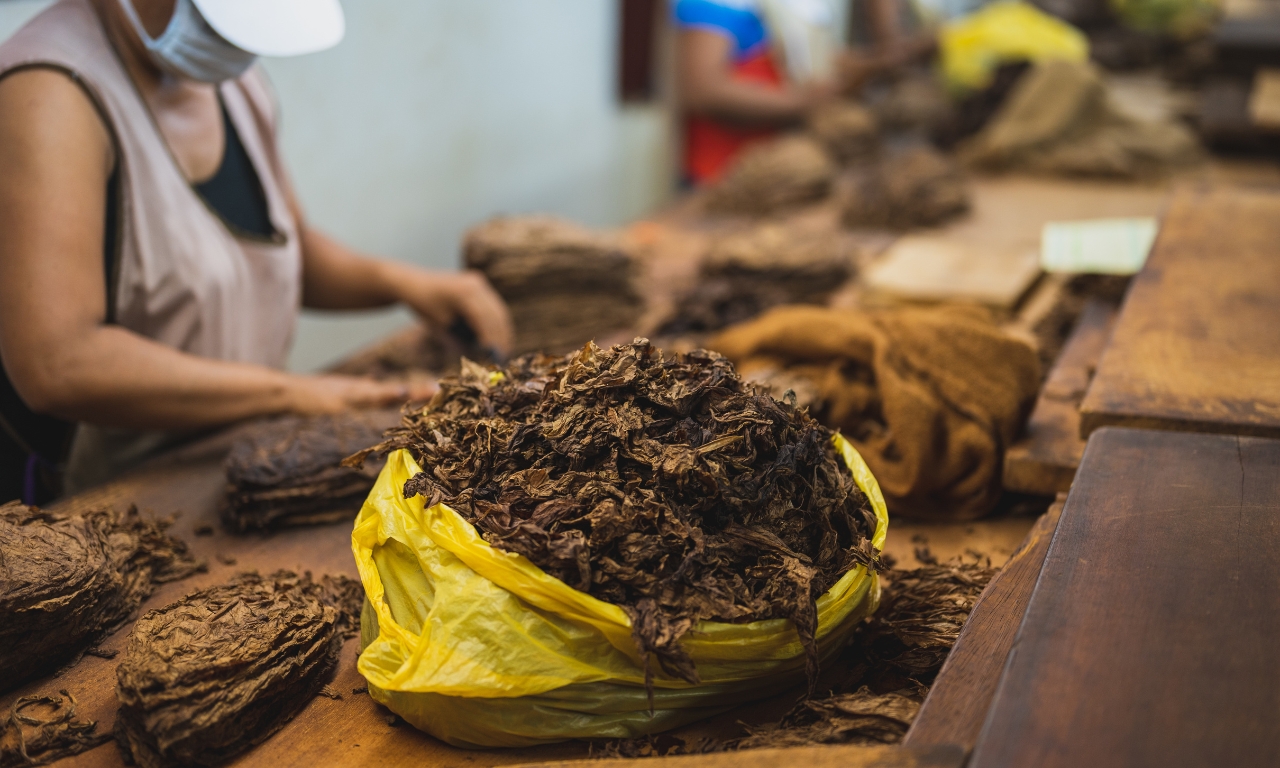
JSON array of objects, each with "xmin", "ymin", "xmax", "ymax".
[
  {"xmin": 352, "ymin": 434, "xmax": 888, "ymax": 748},
  {"xmin": 940, "ymin": 1, "xmax": 1089, "ymax": 92}
]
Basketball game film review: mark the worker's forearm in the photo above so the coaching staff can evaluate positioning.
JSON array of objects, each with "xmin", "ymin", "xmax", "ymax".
[
  {"xmin": 685, "ymin": 79, "xmax": 809, "ymax": 125},
  {"xmin": 15, "ymin": 325, "xmax": 298, "ymax": 430},
  {"xmin": 299, "ymin": 228, "xmax": 407, "ymax": 310}
]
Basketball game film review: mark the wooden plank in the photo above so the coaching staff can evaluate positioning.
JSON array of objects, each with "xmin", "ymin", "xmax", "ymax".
[
  {"xmin": 514, "ymin": 744, "xmax": 965, "ymax": 768},
  {"xmin": 1079, "ymin": 186, "xmax": 1280, "ymax": 439},
  {"xmin": 969, "ymin": 427, "xmax": 1280, "ymax": 768},
  {"xmin": 863, "ymin": 236, "xmax": 1041, "ymax": 310},
  {"xmin": 1004, "ymin": 300, "xmax": 1116, "ymax": 494},
  {"xmin": 904, "ymin": 496, "xmax": 1064, "ymax": 751}
]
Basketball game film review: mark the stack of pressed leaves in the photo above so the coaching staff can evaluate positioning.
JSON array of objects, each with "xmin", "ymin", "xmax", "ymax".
[
  {"xmin": 0, "ymin": 502, "xmax": 203, "ymax": 694},
  {"xmin": 352, "ymin": 339, "xmax": 881, "ymax": 685},
  {"xmin": 114, "ymin": 571, "xmax": 363, "ymax": 768},
  {"xmin": 221, "ymin": 411, "xmax": 398, "ymax": 532}
]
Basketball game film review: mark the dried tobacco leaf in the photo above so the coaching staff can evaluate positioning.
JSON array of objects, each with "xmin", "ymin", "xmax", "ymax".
[
  {"xmin": 842, "ymin": 146, "xmax": 970, "ymax": 230},
  {"xmin": 658, "ymin": 224, "xmax": 856, "ymax": 338},
  {"xmin": 221, "ymin": 411, "xmax": 399, "ymax": 532},
  {"xmin": 808, "ymin": 102, "xmax": 880, "ymax": 165},
  {"xmin": 463, "ymin": 216, "xmax": 644, "ymax": 355},
  {"xmin": 0, "ymin": 691, "xmax": 111, "ymax": 767},
  {"xmin": 356, "ymin": 339, "xmax": 880, "ymax": 687},
  {"xmin": 705, "ymin": 136, "xmax": 836, "ymax": 216},
  {"xmin": 0, "ymin": 502, "xmax": 204, "ymax": 694},
  {"xmin": 114, "ymin": 571, "xmax": 363, "ymax": 768}
]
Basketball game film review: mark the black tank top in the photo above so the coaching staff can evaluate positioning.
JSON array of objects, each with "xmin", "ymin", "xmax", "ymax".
[{"xmin": 0, "ymin": 94, "xmax": 273, "ymax": 504}]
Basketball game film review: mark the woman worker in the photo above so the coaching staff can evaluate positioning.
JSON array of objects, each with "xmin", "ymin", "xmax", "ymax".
[
  {"xmin": 0, "ymin": 0, "xmax": 513, "ymax": 504},
  {"xmin": 675, "ymin": 0, "xmax": 934, "ymax": 184}
]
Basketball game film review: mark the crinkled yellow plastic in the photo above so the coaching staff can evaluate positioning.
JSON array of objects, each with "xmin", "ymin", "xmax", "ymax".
[
  {"xmin": 940, "ymin": 1, "xmax": 1089, "ymax": 91},
  {"xmin": 352, "ymin": 434, "xmax": 888, "ymax": 748}
]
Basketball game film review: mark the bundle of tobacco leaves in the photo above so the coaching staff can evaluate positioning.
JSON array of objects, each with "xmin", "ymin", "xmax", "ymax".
[
  {"xmin": 658, "ymin": 224, "xmax": 855, "ymax": 338},
  {"xmin": 464, "ymin": 216, "xmax": 644, "ymax": 355},
  {"xmin": 114, "ymin": 571, "xmax": 363, "ymax": 768},
  {"xmin": 808, "ymin": 102, "xmax": 880, "ymax": 165},
  {"xmin": 353, "ymin": 339, "xmax": 880, "ymax": 686},
  {"xmin": 705, "ymin": 136, "xmax": 837, "ymax": 216},
  {"xmin": 842, "ymin": 146, "xmax": 970, "ymax": 230},
  {"xmin": 0, "ymin": 691, "xmax": 111, "ymax": 768},
  {"xmin": 0, "ymin": 502, "xmax": 204, "ymax": 695},
  {"xmin": 221, "ymin": 411, "xmax": 399, "ymax": 532}
]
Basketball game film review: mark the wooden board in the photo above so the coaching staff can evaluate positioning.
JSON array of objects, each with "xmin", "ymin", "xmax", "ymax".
[
  {"xmin": 514, "ymin": 744, "xmax": 965, "ymax": 768},
  {"xmin": 1004, "ymin": 300, "xmax": 1116, "ymax": 494},
  {"xmin": 1080, "ymin": 186, "xmax": 1280, "ymax": 439},
  {"xmin": 863, "ymin": 236, "xmax": 1041, "ymax": 310},
  {"xmin": 904, "ymin": 497, "xmax": 1063, "ymax": 751},
  {"xmin": 969, "ymin": 427, "xmax": 1280, "ymax": 768}
]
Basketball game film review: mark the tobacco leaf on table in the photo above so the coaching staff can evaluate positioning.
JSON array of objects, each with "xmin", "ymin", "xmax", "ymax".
[
  {"xmin": 114, "ymin": 571, "xmax": 363, "ymax": 768},
  {"xmin": 221, "ymin": 411, "xmax": 399, "ymax": 532},
  {"xmin": 0, "ymin": 691, "xmax": 111, "ymax": 767},
  {"xmin": 352, "ymin": 339, "xmax": 880, "ymax": 688},
  {"xmin": 658, "ymin": 224, "xmax": 856, "ymax": 338},
  {"xmin": 0, "ymin": 502, "xmax": 205, "ymax": 694},
  {"xmin": 464, "ymin": 216, "xmax": 644, "ymax": 355},
  {"xmin": 842, "ymin": 145, "xmax": 970, "ymax": 230},
  {"xmin": 705, "ymin": 136, "xmax": 837, "ymax": 216}
]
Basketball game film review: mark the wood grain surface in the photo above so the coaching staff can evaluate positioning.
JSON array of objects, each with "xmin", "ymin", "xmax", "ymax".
[
  {"xmin": 514, "ymin": 744, "xmax": 965, "ymax": 768},
  {"xmin": 1079, "ymin": 185, "xmax": 1280, "ymax": 438},
  {"xmin": 1004, "ymin": 300, "xmax": 1116, "ymax": 494},
  {"xmin": 969, "ymin": 427, "xmax": 1280, "ymax": 768},
  {"xmin": 904, "ymin": 496, "xmax": 1064, "ymax": 751}
]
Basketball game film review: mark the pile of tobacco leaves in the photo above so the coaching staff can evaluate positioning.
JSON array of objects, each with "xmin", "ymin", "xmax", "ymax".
[
  {"xmin": 595, "ymin": 553, "xmax": 997, "ymax": 757},
  {"xmin": 464, "ymin": 216, "xmax": 643, "ymax": 355},
  {"xmin": 705, "ymin": 137, "xmax": 836, "ymax": 217},
  {"xmin": 114, "ymin": 571, "xmax": 363, "ymax": 768},
  {"xmin": 658, "ymin": 224, "xmax": 855, "ymax": 338},
  {"xmin": 842, "ymin": 145, "xmax": 970, "ymax": 230},
  {"xmin": 0, "ymin": 502, "xmax": 204, "ymax": 694},
  {"xmin": 352, "ymin": 339, "xmax": 880, "ymax": 685},
  {"xmin": 221, "ymin": 411, "xmax": 399, "ymax": 532}
]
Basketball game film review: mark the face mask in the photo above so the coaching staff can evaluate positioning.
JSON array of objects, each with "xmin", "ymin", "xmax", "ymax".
[{"xmin": 118, "ymin": 0, "xmax": 258, "ymax": 83}]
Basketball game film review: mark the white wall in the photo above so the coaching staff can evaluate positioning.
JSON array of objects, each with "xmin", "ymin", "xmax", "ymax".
[{"xmin": 0, "ymin": 1, "xmax": 675, "ymax": 371}]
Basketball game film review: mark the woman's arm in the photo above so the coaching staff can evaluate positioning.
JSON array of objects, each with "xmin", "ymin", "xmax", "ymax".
[
  {"xmin": 295, "ymin": 226, "xmax": 514, "ymax": 356},
  {"xmin": 0, "ymin": 69, "xmax": 409, "ymax": 431},
  {"xmin": 678, "ymin": 29, "xmax": 834, "ymax": 125}
]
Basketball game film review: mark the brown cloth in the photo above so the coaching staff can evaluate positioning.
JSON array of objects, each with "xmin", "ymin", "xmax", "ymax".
[{"xmin": 712, "ymin": 305, "xmax": 1040, "ymax": 520}]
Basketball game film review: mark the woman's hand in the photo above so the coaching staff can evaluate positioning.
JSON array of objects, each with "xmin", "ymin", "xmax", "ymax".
[
  {"xmin": 285, "ymin": 373, "xmax": 436, "ymax": 415},
  {"xmin": 391, "ymin": 268, "xmax": 514, "ymax": 357}
]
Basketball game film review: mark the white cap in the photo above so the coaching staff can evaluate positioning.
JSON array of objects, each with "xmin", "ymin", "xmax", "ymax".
[{"xmin": 192, "ymin": 0, "xmax": 346, "ymax": 58}]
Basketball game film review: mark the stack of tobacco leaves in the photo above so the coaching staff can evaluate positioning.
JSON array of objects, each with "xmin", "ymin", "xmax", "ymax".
[
  {"xmin": 842, "ymin": 145, "xmax": 970, "ymax": 230},
  {"xmin": 1, "ymin": 691, "xmax": 111, "ymax": 767},
  {"xmin": 221, "ymin": 410, "xmax": 399, "ymax": 532},
  {"xmin": 0, "ymin": 502, "xmax": 204, "ymax": 695},
  {"xmin": 808, "ymin": 102, "xmax": 880, "ymax": 165},
  {"xmin": 596, "ymin": 555, "xmax": 996, "ymax": 756},
  {"xmin": 658, "ymin": 224, "xmax": 855, "ymax": 338},
  {"xmin": 353, "ymin": 340, "xmax": 880, "ymax": 686},
  {"xmin": 464, "ymin": 216, "xmax": 644, "ymax": 355},
  {"xmin": 705, "ymin": 136, "xmax": 837, "ymax": 216},
  {"xmin": 114, "ymin": 571, "xmax": 363, "ymax": 768}
]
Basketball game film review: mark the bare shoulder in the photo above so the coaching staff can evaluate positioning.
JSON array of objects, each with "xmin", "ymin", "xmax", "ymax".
[{"xmin": 0, "ymin": 66, "xmax": 114, "ymax": 175}]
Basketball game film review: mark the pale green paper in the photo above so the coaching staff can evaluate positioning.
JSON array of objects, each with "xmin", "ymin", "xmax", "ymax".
[{"xmin": 1040, "ymin": 217, "xmax": 1159, "ymax": 275}]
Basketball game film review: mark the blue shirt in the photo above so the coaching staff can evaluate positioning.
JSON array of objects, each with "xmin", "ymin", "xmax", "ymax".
[{"xmin": 674, "ymin": 0, "xmax": 770, "ymax": 61}]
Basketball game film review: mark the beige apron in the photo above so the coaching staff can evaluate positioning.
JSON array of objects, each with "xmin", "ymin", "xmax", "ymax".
[{"xmin": 0, "ymin": 0, "xmax": 303, "ymax": 492}]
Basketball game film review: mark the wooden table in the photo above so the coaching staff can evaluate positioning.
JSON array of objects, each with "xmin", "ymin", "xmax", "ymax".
[
  {"xmin": 1080, "ymin": 185, "xmax": 1280, "ymax": 439},
  {"xmin": 969, "ymin": 427, "xmax": 1280, "ymax": 768}
]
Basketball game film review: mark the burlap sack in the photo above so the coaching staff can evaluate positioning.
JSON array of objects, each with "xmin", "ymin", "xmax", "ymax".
[{"xmin": 712, "ymin": 305, "xmax": 1039, "ymax": 520}]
